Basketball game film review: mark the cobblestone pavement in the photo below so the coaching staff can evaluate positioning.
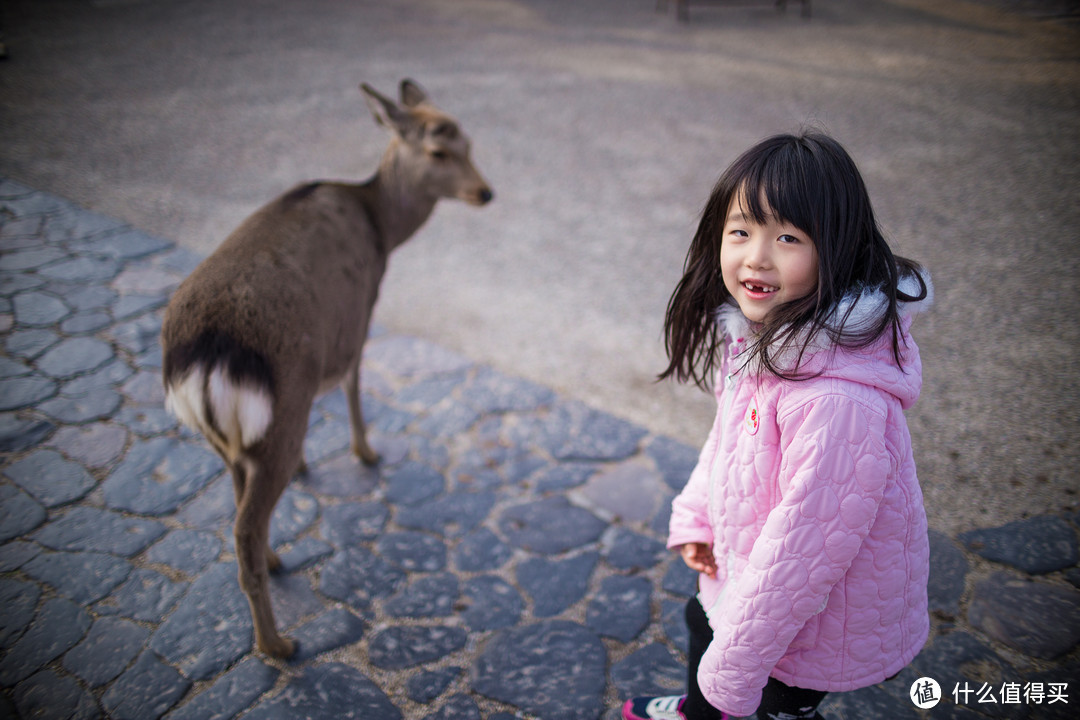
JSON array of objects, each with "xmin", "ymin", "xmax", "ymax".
[{"xmin": 1, "ymin": 179, "xmax": 1078, "ymax": 719}]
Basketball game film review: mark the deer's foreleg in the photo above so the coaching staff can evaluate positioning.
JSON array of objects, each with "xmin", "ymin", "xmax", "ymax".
[{"xmin": 344, "ymin": 361, "xmax": 379, "ymax": 465}]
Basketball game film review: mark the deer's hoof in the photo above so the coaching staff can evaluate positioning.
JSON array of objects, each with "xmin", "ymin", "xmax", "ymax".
[
  {"xmin": 259, "ymin": 634, "xmax": 296, "ymax": 659},
  {"xmin": 354, "ymin": 443, "xmax": 380, "ymax": 466}
]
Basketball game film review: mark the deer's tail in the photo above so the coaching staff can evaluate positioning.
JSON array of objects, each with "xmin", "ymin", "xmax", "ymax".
[{"xmin": 163, "ymin": 332, "xmax": 274, "ymax": 460}]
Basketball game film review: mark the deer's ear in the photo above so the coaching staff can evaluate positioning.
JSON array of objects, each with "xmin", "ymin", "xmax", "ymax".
[
  {"xmin": 361, "ymin": 82, "xmax": 413, "ymax": 134},
  {"xmin": 399, "ymin": 79, "xmax": 428, "ymax": 108}
]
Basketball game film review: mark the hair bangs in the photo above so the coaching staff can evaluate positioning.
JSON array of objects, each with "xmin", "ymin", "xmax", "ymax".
[{"xmin": 730, "ymin": 140, "xmax": 821, "ymax": 244}]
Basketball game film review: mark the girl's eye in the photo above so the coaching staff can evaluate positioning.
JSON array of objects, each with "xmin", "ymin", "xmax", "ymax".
[{"xmin": 778, "ymin": 234, "xmax": 800, "ymax": 244}]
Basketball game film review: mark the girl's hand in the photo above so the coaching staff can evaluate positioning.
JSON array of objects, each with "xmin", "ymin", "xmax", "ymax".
[{"xmin": 680, "ymin": 542, "xmax": 718, "ymax": 579}]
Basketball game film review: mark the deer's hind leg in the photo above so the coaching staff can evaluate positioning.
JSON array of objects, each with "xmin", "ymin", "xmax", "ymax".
[
  {"xmin": 228, "ymin": 460, "xmax": 281, "ymax": 572},
  {"xmin": 231, "ymin": 408, "xmax": 308, "ymax": 659}
]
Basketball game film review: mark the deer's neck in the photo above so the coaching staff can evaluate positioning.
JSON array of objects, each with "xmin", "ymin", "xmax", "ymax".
[{"xmin": 364, "ymin": 145, "xmax": 437, "ymax": 252}]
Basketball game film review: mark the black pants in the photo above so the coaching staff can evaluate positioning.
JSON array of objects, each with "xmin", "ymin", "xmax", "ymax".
[{"xmin": 683, "ymin": 597, "xmax": 827, "ymax": 720}]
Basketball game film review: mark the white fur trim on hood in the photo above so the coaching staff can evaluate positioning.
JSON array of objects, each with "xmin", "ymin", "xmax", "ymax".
[{"xmin": 717, "ymin": 269, "xmax": 933, "ymax": 370}]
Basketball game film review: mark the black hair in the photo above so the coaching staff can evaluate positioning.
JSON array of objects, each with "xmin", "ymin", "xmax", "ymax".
[{"xmin": 660, "ymin": 131, "xmax": 927, "ymax": 388}]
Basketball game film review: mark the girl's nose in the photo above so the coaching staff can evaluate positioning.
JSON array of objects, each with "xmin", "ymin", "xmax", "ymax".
[{"xmin": 744, "ymin": 236, "xmax": 771, "ymax": 268}]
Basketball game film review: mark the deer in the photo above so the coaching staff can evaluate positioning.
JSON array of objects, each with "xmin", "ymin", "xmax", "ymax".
[{"xmin": 160, "ymin": 79, "xmax": 493, "ymax": 658}]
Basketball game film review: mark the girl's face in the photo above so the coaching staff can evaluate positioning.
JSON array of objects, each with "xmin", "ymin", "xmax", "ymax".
[{"xmin": 720, "ymin": 191, "xmax": 819, "ymax": 323}]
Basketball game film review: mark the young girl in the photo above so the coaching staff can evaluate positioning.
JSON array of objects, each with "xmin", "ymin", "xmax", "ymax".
[{"xmin": 622, "ymin": 132, "xmax": 932, "ymax": 720}]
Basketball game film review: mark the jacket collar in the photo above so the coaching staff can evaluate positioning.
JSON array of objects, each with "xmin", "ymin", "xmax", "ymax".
[{"xmin": 717, "ymin": 272, "xmax": 933, "ymax": 373}]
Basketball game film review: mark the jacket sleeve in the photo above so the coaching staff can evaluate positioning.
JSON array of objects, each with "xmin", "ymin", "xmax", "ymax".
[
  {"xmin": 667, "ymin": 395, "xmax": 723, "ymax": 550},
  {"xmin": 697, "ymin": 390, "xmax": 891, "ymax": 717}
]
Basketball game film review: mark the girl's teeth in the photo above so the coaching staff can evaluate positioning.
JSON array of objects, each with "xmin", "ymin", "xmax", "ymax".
[{"xmin": 744, "ymin": 282, "xmax": 776, "ymax": 292}]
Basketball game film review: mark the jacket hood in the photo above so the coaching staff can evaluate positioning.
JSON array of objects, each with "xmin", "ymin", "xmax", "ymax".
[{"xmin": 718, "ymin": 272, "xmax": 933, "ymax": 409}]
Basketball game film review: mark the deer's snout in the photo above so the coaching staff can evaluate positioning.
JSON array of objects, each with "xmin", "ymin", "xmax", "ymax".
[{"xmin": 463, "ymin": 184, "xmax": 493, "ymax": 206}]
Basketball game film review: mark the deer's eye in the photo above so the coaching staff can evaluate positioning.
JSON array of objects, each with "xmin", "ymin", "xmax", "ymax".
[{"xmin": 429, "ymin": 149, "xmax": 449, "ymax": 161}]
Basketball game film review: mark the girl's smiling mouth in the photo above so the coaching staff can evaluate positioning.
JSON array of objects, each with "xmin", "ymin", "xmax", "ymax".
[{"xmin": 741, "ymin": 280, "xmax": 778, "ymax": 296}]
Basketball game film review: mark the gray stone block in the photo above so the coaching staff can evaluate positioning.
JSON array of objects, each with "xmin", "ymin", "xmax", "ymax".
[
  {"xmin": 48, "ymin": 423, "xmax": 128, "ymax": 469},
  {"xmin": 22, "ymin": 550, "xmax": 132, "ymax": 604},
  {"xmin": 460, "ymin": 575, "xmax": 523, "ymax": 631},
  {"xmin": 368, "ymin": 625, "xmax": 467, "ymax": 670},
  {"xmin": 408, "ymin": 666, "xmax": 461, "ymax": 704},
  {"xmin": 453, "ymin": 527, "xmax": 513, "ymax": 572},
  {"xmin": 459, "ymin": 366, "xmax": 555, "ymax": 414},
  {"xmin": 0, "ymin": 246, "xmax": 65, "ymax": 271},
  {"xmin": 610, "ymin": 643, "xmax": 686, "ymax": 699},
  {"xmin": 0, "ymin": 597, "xmax": 92, "ymax": 685},
  {"xmin": 144, "ymin": 529, "xmax": 222, "ymax": 575},
  {"xmin": 31, "ymin": 506, "xmax": 165, "ymax": 556},
  {"xmin": 149, "ymin": 563, "xmax": 252, "ymax": 681},
  {"xmin": 0, "ymin": 375, "xmax": 57, "ymax": 411},
  {"xmin": 968, "ymin": 573, "xmax": 1080, "ymax": 659},
  {"xmin": 587, "ymin": 575, "xmax": 652, "ymax": 642},
  {"xmin": 0, "ymin": 540, "xmax": 41, "ymax": 572},
  {"xmin": 62, "ymin": 616, "xmax": 150, "ymax": 687},
  {"xmin": 0, "ymin": 484, "xmax": 46, "ymax": 542},
  {"xmin": 36, "ymin": 337, "xmax": 114, "ymax": 378},
  {"xmin": 646, "ymin": 435, "xmax": 698, "ymax": 492},
  {"xmin": 95, "ymin": 567, "xmax": 189, "ymax": 622},
  {"xmin": 319, "ymin": 546, "xmax": 404, "ymax": 610},
  {"xmin": 422, "ymin": 694, "xmax": 481, "ymax": 720},
  {"xmin": 59, "ymin": 310, "xmax": 112, "ymax": 334},
  {"xmin": 386, "ymin": 573, "xmax": 460, "ymax": 619},
  {"xmin": 114, "ymin": 405, "xmax": 175, "ymax": 437},
  {"xmin": 13, "ymin": 290, "xmax": 70, "ymax": 326},
  {"xmin": 40, "ymin": 256, "xmax": 120, "ymax": 283},
  {"xmin": 960, "ymin": 516, "xmax": 1079, "ymax": 575},
  {"xmin": 606, "ymin": 528, "xmax": 668, "ymax": 571},
  {"xmin": 396, "ymin": 490, "xmax": 495, "ymax": 537},
  {"xmin": 290, "ymin": 608, "xmax": 366, "ymax": 661},
  {"xmin": 12, "ymin": 668, "xmax": 100, "ymax": 720},
  {"xmin": 103, "ymin": 437, "xmax": 223, "ymax": 516},
  {"xmin": 532, "ymin": 461, "xmax": 597, "ymax": 493},
  {"xmin": 101, "ymin": 650, "xmax": 191, "ymax": 720},
  {"xmin": 377, "ymin": 530, "xmax": 448, "ymax": 572},
  {"xmin": 384, "ymin": 460, "xmax": 446, "ymax": 505},
  {"xmin": 0, "ymin": 578, "xmax": 41, "ymax": 648},
  {"xmin": 472, "ymin": 620, "xmax": 607, "ymax": 720},
  {"xmin": 39, "ymin": 386, "xmax": 122, "ymax": 423},
  {"xmin": 267, "ymin": 489, "xmax": 318, "ymax": 548},
  {"xmin": 499, "ymin": 496, "xmax": 606, "ymax": 554},
  {"xmin": 276, "ymin": 537, "xmax": 333, "ymax": 573},
  {"xmin": 928, "ymin": 529, "xmax": 969, "ymax": 616},
  {"xmin": 662, "ymin": 558, "xmax": 698, "ymax": 597},
  {"xmin": 164, "ymin": 656, "xmax": 278, "ymax": 720},
  {"xmin": 516, "ymin": 552, "xmax": 598, "ymax": 617},
  {"xmin": 244, "ymin": 663, "xmax": 401, "ymax": 720},
  {"xmin": 4, "ymin": 327, "xmax": 59, "ymax": 358},
  {"xmin": 321, "ymin": 501, "xmax": 389, "ymax": 547}
]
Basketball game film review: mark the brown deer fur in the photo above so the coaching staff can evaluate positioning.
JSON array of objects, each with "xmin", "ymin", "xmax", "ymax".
[{"xmin": 161, "ymin": 79, "xmax": 492, "ymax": 658}]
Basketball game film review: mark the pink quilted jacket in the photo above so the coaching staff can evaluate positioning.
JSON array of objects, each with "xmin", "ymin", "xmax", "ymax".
[{"xmin": 668, "ymin": 282, "xmax": 931, "ymax": 717}]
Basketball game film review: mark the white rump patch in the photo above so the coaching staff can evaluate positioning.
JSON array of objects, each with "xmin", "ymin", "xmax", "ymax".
[
  {"xmin": 165, "ymin": 363, "xmax": 273, "ymax": 455},
  {"xmin": 207, "ymin": 365, "xmax": 274, "ymax": 452},
  {"xmin": 165, "ymin": 367, "xmax": 209, "ymax": 431}
]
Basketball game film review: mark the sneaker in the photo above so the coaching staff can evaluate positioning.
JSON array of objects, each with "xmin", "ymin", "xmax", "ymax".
[{"xmin": 621, "ymin": 695, "xmax": 688, "ymax": 720}]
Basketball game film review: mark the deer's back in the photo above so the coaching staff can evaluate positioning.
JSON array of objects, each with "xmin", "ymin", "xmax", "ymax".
[{"xmin": 162, "ymin": 182, "xmax": 387, "ymax": 388}]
